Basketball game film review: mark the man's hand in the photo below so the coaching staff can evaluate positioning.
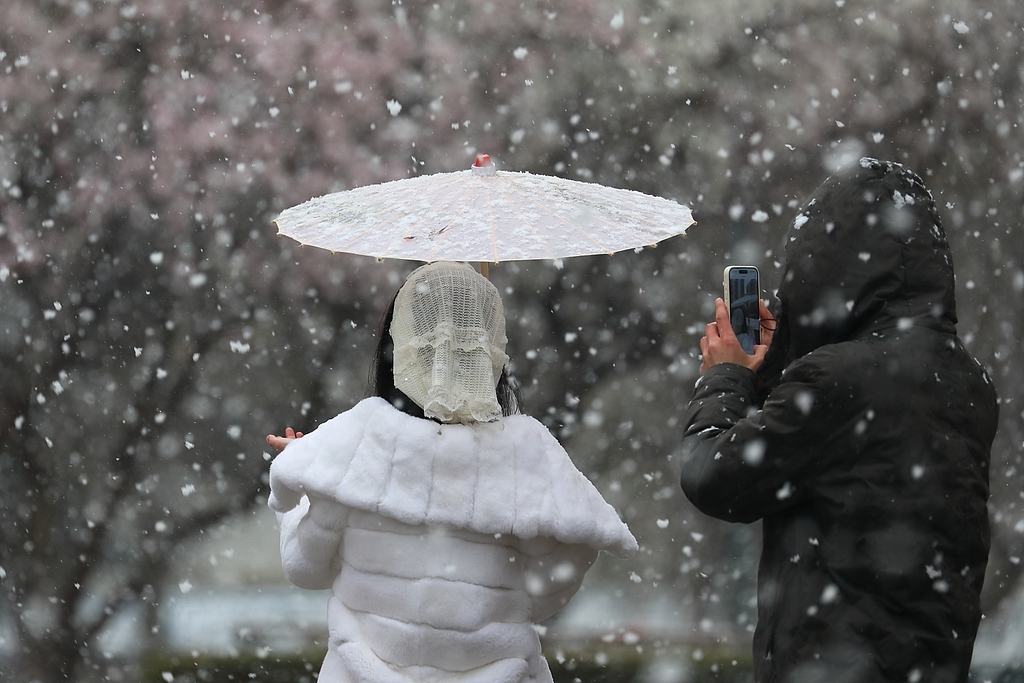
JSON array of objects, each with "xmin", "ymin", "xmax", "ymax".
[
  {"xmin": 699, "ymin": 298, "xmax": 774, "ymax": 374},
  {"xmin": 266, "ymin": 427, "xmax": 304, "ymax": 453}
]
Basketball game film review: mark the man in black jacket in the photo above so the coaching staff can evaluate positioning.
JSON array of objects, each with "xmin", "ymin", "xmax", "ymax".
[{"xmin": 679, "ymin": 158, "xmax": 998, "ymax": 683}]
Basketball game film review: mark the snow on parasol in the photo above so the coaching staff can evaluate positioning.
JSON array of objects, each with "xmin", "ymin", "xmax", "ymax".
[{"xmin": 273, "ymin": 155, "xmax": 694, "ymax": 269}]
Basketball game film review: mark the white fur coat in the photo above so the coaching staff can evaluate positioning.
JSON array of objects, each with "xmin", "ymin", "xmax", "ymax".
[{"xmin": 269, "ymin": 397, "xmax": 637, "ymax": 683}]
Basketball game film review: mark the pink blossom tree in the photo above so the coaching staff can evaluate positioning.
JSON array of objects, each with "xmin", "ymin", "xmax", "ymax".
[{"xmin": 2, "ymin": 0, "xmax": 1023, "ymax": 679}]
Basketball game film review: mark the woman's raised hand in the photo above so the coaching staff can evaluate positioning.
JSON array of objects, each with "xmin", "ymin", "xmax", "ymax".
[
  {"xmin": 266, "ymin": 427, "xmax": 304, "ymax": 453},
  {"xmin": 699, "ymin": 298, "xmax": 773, "ymax": 374}
]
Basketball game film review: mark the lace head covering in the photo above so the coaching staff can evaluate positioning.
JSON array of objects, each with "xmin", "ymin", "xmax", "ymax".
[{"xmin": 390, "ymin": 262, "xmax": 508, "ymax": 423}]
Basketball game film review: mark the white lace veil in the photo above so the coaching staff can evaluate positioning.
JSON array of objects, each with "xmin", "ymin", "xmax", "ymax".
[{"xmin": 390, "ymin": 262, "xmax": 509, "ymax": 423}]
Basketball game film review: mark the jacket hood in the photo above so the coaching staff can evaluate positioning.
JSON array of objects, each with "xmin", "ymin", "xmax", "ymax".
[{"xmin": 773, "ymin": 157, "xmax": 957, "ymax": 361}]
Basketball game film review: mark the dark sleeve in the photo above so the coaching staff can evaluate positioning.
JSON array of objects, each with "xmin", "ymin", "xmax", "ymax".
[{"xmin": 679, "ymin": 360, "xmax": 833, "ymax": 524}]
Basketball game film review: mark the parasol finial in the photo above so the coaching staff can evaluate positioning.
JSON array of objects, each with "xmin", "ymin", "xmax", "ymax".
[{"xmin": 471, "ymin": 154, "xmax": 496, "ymax": 176}]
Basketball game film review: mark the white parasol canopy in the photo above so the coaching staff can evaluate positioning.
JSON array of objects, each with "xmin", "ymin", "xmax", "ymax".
[{"xmin": 273, "ymin": 155, "xmax": 694, "ymax": 263}]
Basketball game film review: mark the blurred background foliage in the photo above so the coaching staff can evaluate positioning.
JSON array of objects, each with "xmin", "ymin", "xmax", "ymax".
[{"xmin": 2, "ymin": 0, "xmax": 1022, "ymax": 681}]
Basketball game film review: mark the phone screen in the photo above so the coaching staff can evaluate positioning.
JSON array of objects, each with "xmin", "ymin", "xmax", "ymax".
[{"xmin": 725, "ymin": 266, "xmax": 760, "ymax": 354}]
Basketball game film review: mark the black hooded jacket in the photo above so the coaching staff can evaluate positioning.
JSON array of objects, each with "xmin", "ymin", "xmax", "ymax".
[{"xmin": 679, "ymin": 159, "xmax": 998, "ymax": 683}]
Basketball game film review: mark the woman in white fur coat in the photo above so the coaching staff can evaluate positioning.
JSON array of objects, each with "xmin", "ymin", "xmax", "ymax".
[{"xmin": 267, "ymin": 262, "xmax": 637, "ymax": 683}]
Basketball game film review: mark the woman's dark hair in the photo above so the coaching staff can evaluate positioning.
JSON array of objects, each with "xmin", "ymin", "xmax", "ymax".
[{"xmin": 368, "ymin": 289, "xmax": 522, "ymax": 421}]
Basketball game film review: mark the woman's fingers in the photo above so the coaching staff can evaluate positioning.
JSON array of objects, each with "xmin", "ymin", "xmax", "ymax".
[
  {"xmin": 759, "ymin": 299, "xmax": 775, "ymax": 348},
  {"xmin": 751, "ymin": 343, "xmax": 769, "ymax": 367},
  {"xmin": 266, "ymin": 427, "xmax": 304, "ymax": 454},
  {"xmin": 714, "ymin": 299, "xmax": 738, "ymax": 343}
]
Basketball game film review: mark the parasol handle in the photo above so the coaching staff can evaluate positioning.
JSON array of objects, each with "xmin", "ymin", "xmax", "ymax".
[{"xmin": 478, "ymin": 262, "xmax": 489, "ymax": 278}]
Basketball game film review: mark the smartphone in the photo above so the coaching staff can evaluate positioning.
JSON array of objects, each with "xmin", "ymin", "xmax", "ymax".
[{"xmin": 723, "ymin": 266, "xmax": 760, "ymax": 354}]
